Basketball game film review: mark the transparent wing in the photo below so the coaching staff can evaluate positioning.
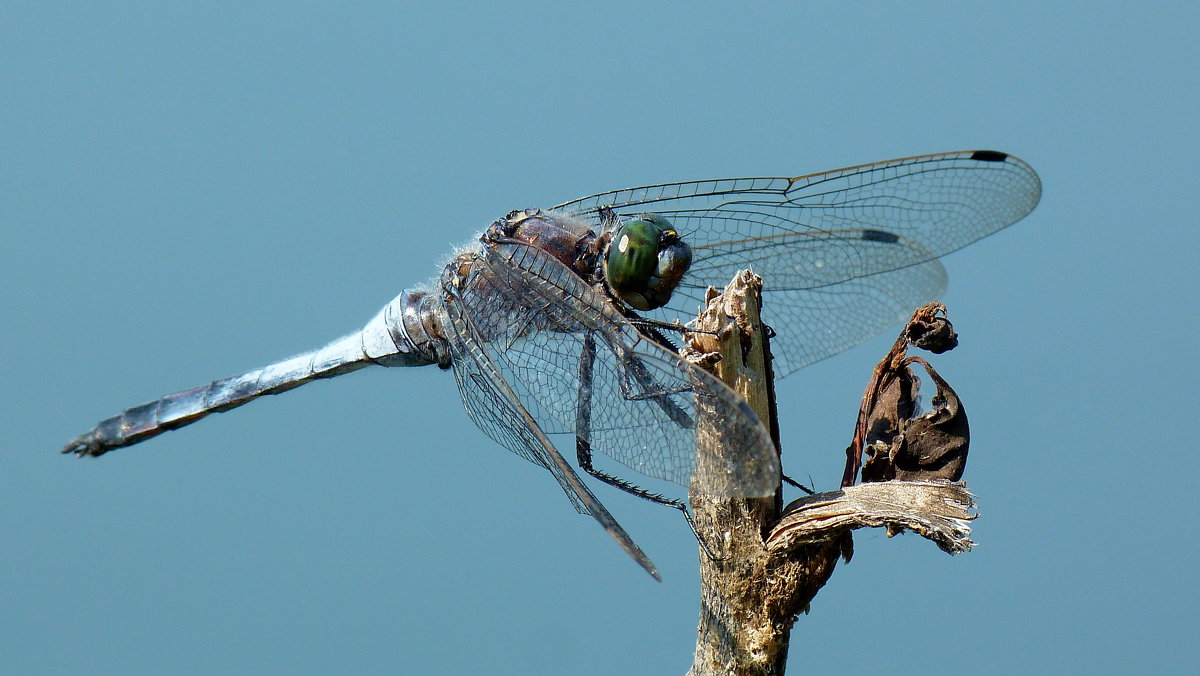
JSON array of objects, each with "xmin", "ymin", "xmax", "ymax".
[
  {"xmin": 443, "ymin": 238, "xmax": 779, "ymax": 498},
  {"xmin": 439, "ymin": 275, "xmax": 660, "ymax": 578},
  {"xmin": 553, "ymin": 150, "xmax": 1041, "ymax": 376}
]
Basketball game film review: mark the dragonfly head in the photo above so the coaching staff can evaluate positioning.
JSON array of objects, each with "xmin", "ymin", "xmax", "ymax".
[{"xmin": 604, "ymin": 214, "xmax": 692, "ymax": 311}]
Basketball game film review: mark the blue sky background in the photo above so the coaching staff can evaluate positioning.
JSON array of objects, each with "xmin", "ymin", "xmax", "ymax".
[{"xmin": 3, "ymin": 3, "xmax": 1196, "ymax": 674}]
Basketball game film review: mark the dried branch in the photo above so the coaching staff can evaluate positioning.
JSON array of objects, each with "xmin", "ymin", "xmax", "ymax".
[
  {"xmin": 682, "ymin": 273, "xmax": 978, "ymax": 676},
  {"xmin": 684, "ymin": 272, "xmax": 840, "ymax": 676},
  {"xmin": 767, "ymin": 481, "xmax": 976, "ymax": 556}
]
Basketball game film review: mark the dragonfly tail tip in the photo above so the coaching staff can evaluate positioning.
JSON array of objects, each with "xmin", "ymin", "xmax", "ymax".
[{"xmin": 60, "ymin": 432, "xmax": 106, "ymax": 458}]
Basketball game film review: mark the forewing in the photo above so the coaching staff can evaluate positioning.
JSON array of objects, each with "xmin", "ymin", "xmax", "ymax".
[{"xmin": 553, "ymin": 150, "xmax": 1040, "ymax": 374}]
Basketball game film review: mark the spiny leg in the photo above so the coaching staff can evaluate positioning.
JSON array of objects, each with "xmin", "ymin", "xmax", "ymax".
[
  {"xmin": 782, "ymin": 473, "xmax": 815, "ymax": 495},
  {"xmin": 574, "ymin": 331, "xmax": 720, "ymax": 561},
  {"xmin": 604, "ymin": 330, "xmax": 695, "ymax": 430}
]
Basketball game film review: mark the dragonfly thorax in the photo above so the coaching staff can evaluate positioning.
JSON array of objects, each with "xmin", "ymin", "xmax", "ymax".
[{"xmin": 603, "ymin": 214, "xmax": 692, "ymax": 311}]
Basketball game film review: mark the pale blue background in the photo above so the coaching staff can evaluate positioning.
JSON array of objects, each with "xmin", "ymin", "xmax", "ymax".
[{"xmin": 3, "ymin": 2, "xmax": 1196, "ymax": 674}]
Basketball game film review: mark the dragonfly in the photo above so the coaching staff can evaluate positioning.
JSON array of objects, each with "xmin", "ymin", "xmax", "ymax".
[{"xmin": 62, "ymin": 150, "xmax": 1041, "ymax": 579}]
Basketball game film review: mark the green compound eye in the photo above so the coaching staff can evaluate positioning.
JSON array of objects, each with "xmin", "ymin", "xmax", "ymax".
[{"xmin": 604, "ymin": 215, "xmax": 692, "ymax": 311}]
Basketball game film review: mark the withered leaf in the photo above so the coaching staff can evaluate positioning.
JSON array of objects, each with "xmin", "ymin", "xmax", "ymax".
[
  {"xmin": 843, "ymin": 303, "xmax": 970, "ymax": 486},
  {"xmin": 861, "ymin": 356, "xmax": 969, "ymax": 483}
]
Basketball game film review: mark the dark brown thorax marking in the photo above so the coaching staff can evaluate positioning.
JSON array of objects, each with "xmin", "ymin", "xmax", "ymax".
[{"xmin": 487, "ymin": 208, "xmax": 605, "ymax": 283}]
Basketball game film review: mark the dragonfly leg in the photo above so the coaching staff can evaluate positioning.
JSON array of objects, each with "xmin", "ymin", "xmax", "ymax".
[
  {"xmin": 782, "ymin": 473, "xmax": 815, "ymax": 495},
  {"xmin": 628, "ymin": 315, "xmax": 687, "ymax": 341},
  {"xmin": 574, "ymin": 435, "xmax": 721, "ymax": 562},
  {"xmin": 575, "ymin": 332, "xmax": 721, "ymax": 561},
  {"xmin": 610, "ymin": 341, "xmax": 694, "ymax": 429}
]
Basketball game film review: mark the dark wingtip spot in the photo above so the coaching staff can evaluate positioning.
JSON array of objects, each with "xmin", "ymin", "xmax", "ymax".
[
  {"xmin": 970, "ymin": 150, "xmax": 1008, "ymax": 162},
  {"xmin": 862, "ymin": 229, "xmax": 900, "ymax": 243}
]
